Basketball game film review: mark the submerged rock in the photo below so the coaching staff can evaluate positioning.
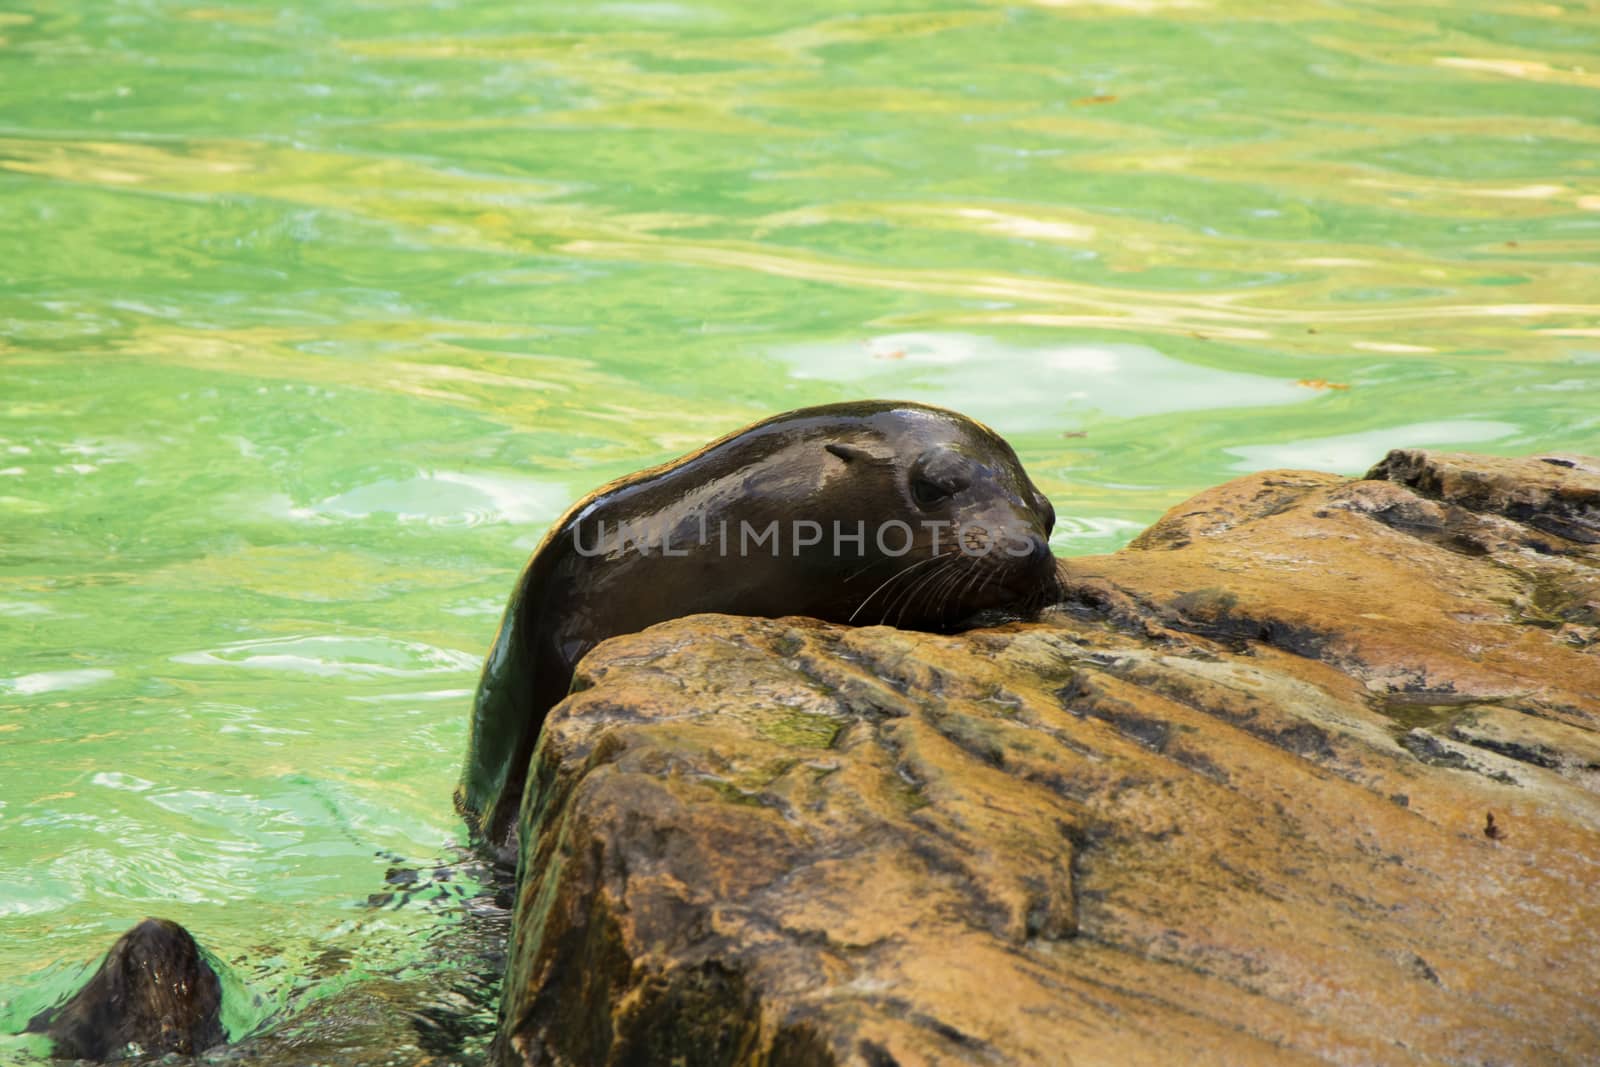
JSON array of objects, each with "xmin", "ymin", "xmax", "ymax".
[
  {"xmin": 28, "ymin": 918, "xmax": 225, "ymax": 1062},
  {"xmin": 495, "ymin": 450, "xmax": 1600, "ymax": 1066}
]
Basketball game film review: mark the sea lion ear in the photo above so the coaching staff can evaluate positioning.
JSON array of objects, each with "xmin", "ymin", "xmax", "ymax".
[{"xmin": 825, "ymin": 443, "xmax": 871, "ymax": 464}]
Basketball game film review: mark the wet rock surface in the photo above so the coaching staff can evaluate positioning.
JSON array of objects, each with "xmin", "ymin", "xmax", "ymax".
[{"xmin": 496, "ymin": 450, "xmax": 1600, "ymax": 1066}]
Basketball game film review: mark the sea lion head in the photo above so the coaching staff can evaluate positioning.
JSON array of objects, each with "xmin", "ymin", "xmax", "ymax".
[
  {"xmin": 459, "ymin": 399, "xmax": 1062, "ymax": 846},
  {"xmin": 29, "ymin": 917, "xmax": 226, "ymax": 1062},
  {"xmin": 813, "ymin": 403, "xmax": 1058, "ymax": 630}
]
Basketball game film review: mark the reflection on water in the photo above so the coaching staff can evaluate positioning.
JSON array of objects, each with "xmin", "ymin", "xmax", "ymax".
[
  {"xmin": 2, "ymin": 0, "xmax": 1598, "ymax": 1059},
  {"xmin": 171, "ymin": 636, "xmax": 481, "ymax": 679},
  {"xmin": 312, "ymin": 471, "xmax": 571, "ymax": 528},
  {"xmin": 1225, "ymin": 419, "xmax": 1520, "ymax": 472},
  {"xmin": 778, "ymin": 332, "xmax": 1312, "ymax": 430},
  {"xmin": 1, "ymin": 669, "xmax": 116, "ymax": 696}
]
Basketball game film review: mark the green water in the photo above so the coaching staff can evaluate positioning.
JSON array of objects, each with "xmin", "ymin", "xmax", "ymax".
[{"xmin": 2, "ymin": 0, "xmax": 1597, "ymax": 1059}]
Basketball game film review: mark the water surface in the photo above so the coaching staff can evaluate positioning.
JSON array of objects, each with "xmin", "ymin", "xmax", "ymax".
[{"xmin": 3, "ymin": 0, "xmax": 1597, "ymax": 1060}]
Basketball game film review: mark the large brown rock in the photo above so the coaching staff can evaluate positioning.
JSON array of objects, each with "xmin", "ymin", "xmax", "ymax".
[{"xmin": 496, "ymin": 450, "xmax": 1600, "ymax": 1066}]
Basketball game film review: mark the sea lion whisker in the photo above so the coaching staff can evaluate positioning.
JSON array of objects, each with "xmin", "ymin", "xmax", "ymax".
[
  {"xmin": 916, "ymin": 557, "xmax": 968, "ymax": 626},
  {"xmin": 850, "ymin": 551, "xmax": 953, "ymax": 624},
  {"xmin": 887, "ymin": 554, "xmax": 958, "ymax": 626},
  {"xmin": 1017, "ymin": 568, "xmax": 1059, "ymax": 617},
  {"xmin": 905, "ymin": 553, "xmax": 968, "ymax": 617},
  {"xmin": 942, "ymin": 561, "xmax": 982, "ymax": 622},
  {"xmin": 852, "ymin": 554, "xmax": 936, "ymax": 623},
  {"xmin": 840, "ymin": 540, "xmax": 947, "ymax": 584},
  {"xmin": 896, "ymin": 554, "xmax": 967, "ymax": 627},
  {"xmin": 883, "ymin": 556, "xmax": 940, "ymax": 630},
  {"xmin": 942, "ymin": 555, "xmax": 996, "ymax": 625}
]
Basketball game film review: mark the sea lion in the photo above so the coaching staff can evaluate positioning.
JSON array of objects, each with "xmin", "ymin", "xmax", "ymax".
[
  {"xmin": 459, "ymin": 400, "xmax": 1059, "ymax": 846},
  {"xmin": 27, "ymin": 917, "xmax": 225, "ymax": 1061}
]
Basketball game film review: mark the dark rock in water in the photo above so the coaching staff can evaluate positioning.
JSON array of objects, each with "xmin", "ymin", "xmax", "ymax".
[
  {"xmin": 28, "ymin": 918, "xmax": 224, "ymax": 1062},
  {"xmin": 491, "ymin": 449, "xmax": 1600, "ymax": 1066}
]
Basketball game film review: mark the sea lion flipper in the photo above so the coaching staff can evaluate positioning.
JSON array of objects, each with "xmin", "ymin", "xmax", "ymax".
[{"xmin": 457, "ymin": 590, "xmax": 535, "ymax": 842}]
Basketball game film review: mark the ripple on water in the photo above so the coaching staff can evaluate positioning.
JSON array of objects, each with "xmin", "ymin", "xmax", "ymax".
[
  {"xmin": 775, "ymin": 333, "xmax": 1313, "ymax": 431},
  {"xmin": 1052, "ymin": 515, "xmax": 1150, "ymax": 554},
  {"xmin": 1224, "ymin": 419, "xmax": 1521, "ymax": 474},
  {"xmin": 348, "ymin": 688, "xmax": 473, "ymax": 704},
  {"xmin": 307, "ymin": 471, "xmax": 570, "ymax": 528},
  {"xmin": 145, "ymin": 788, "xmax": 307, "ymax": 844},
  {"xmin": 0, "ymin": 879, "xmax": 78, "ymax": 919},
  {"xmin": 88, "ymin": 772, "xmax": 155, "ymax": 792},
  {"xmin": 0, "ymin": 669, "xmax": 115, "ymax": 697},
  {"xmin": 171, "ymin": 635, "xmax": 479, "ymax": 678},
  {"xmin": 443, "ymin": 596, "xmax": 515, "ymax": 618}
]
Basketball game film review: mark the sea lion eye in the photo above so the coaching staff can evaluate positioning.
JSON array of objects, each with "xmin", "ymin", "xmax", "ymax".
[
  {"xmin": 908, "ymin": 449, "xmax": 970, "ymax": 509},
  {"xmin": 911, "ymin": 474, "xmax": 953, "ymax": 508}
]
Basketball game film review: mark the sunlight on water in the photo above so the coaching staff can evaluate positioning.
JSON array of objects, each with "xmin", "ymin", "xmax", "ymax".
[
  {"xmin": 172, "ymin": 636, "xmax": 481, "ymax": 678},
  {"xmin": 2, "ymin": 0, "xmax": 1598, "ymax": 1060},
  {"xmin": 777, "ymin": 332, "xmax": 1314, "ymax": 431},
  {"xmin": 1225, "ymin": 419, "xmax": 1522, "ymax": 472}
]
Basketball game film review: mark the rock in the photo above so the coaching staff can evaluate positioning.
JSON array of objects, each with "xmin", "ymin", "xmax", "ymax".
[
  {"xmin": 28, "ymin": 918, "xmax": 225, "ymax": 1061},
  {"xmin": 1369, "ymin": 448, "xmax": 1600, "ymax": 544},
  {"xmin": 494, "ymin": 451, "xmax": 1600, "ymax": 1066}
]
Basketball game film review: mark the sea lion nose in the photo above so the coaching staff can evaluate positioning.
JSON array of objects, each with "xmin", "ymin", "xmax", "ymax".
[
  {"xmin": 1028, "ymin": 534, "xmax": 1053, "ymax": 567},
  {"xmin": 1035, "ymin": 494, "xmax": 1055, "ymax": 536}
]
